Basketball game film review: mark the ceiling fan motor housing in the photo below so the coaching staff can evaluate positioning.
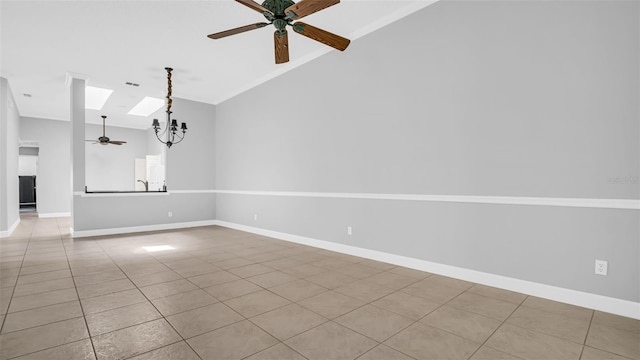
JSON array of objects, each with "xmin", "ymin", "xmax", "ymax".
[
  {"xmin": 274, "ymin": 19, "xmax": 288, "ymax": 32},
  {"xmin": 262, "ymin": 0, "xmax": 295, "ymax": 16}
]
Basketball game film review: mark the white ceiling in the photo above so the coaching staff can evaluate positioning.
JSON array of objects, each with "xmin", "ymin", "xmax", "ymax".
[{"xmin": 1, "ymin": 0, "xmax": 436, "ymax": 129}]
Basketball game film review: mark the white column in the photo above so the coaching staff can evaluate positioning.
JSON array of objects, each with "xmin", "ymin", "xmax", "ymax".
[{"xmin": 68, "ymin": 74, "xmax": 87, "ymax": 231}]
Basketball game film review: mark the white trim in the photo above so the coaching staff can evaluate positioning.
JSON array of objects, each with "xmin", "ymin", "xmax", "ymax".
[
  {"xmin": 349, "ymin": 0, "xmax": 439, "ymax": 41},
  {"xmin": 74, "ymin": 190, "xmax": 216, "ymax": 197},
  {"xmin": 18, "ymin": 140, "xmax": 39, "ymax": 148},
  {"xmin": 76, "ymin": 191, "xmax": 170, "ymax": 198},
  {"xmin": 38, "ymin": 212, "xmax": 71, "ymax": 218},
  {"xmin": 72, "ymin": 188, "xmax": 639, "ymax": 209},
  {"xmin": 169, "ymin": 190, "xmax": 217, "ymax": 194},
  {"xmin": 0, "ymin": 218, "xmax": 21, "ymax": 238},
  {"xmin": 70, "ymin": 220, "xmax": 217, "ymax": 238},
  {"xmin": 213, "ymin": 220, "xmax": 640, "ymax": 320},
  {"xmin": 214, "ymin": 190, "xmax": 640, "ymax": 210}
]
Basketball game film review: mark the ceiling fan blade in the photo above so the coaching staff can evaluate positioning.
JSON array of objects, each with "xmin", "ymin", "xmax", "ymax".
[
  {"xmin": 108, "ymin": 141, "xmax": 126, "ymax": 145},
  {"xmin": 274, "ymin": 30, "xmax": 290, "ymax": 64},
  {"xmin": 208, "ymin": 22, "xmax": 269, "ymax": 39},
  {"xmin": 285, "ymin": 0, "xmax": 339, "ymax": 20},
  {"xmin": 292, "ymin": 22, "xmax": 350, "ymax": 51},
  {"xmin": 235, "ymin": 0, "xmax": 274, "ymax": 18}
]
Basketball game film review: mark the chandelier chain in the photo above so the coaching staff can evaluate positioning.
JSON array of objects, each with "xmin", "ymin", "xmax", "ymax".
[{"xmin": 166, "ymin": 68, "xmax": 173, "ymax": 113}]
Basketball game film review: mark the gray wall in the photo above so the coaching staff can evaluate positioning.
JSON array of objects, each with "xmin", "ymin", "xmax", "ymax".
[
  {"xmin": 20, "ymin": 117, "xmax": 71, "ymax": 215},
  {"xmin": 166, "ymin": 98, "xmax": 216, "ymax": 191},
  {"xmin": 73, "ymin": 97, "xmax": 216, "ymax": 232},
  {"xmin": 0, "ymin": 77, "xmax": 20, "ymax": 234},
  {"xmin": 215, "ymin": 1, "xmax": 639, "ymax": 301}
]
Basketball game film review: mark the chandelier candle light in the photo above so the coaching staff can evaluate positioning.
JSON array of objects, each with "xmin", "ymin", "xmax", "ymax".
[{"xmin": 152, "ymin": 67, "xmax": 187, "ymax": 148}]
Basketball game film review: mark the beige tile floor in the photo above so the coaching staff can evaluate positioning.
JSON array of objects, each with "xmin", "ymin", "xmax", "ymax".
[{"xmin": 0, "ymin": 214, "xmax": 638, "ymax": 360}]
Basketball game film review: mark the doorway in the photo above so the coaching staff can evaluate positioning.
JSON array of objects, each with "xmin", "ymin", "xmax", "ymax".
[
  {"xmin": 18, "ymin": 146, "xmax": 39, "ymax": 213},
  {"xmin": 134, "ymin": 155, "xmax": 166, "ymax": 192}
]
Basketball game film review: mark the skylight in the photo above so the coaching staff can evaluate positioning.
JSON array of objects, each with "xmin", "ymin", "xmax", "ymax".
[
  {"xmin": 128, "ymin": 97, "xmax": 165, "ymax": 117},
  {"xmin": 85, "ymin": 86, "xmax": 113, "ymax": 110}
]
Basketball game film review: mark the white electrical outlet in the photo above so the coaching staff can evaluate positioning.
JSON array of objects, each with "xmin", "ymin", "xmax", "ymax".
[
  {"xmin": 347, "ymin": 226, "xmax": 352, "ymax": 235},
  {"xmin": 254, "ymin": 214, "xmax": 258, "ymax": 221},
  {"xmin": 168, "ymin": 211, "xmax": 173, "ymax": 218},
  {"xmin": 595, "ymin": 260, "xmax": 608, "ymax": 276}
]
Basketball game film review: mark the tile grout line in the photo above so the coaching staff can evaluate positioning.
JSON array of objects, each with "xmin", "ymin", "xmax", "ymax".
[
  {"xmin": 1, "ymin": 218, "xmax": 85, "ymax": 359},
  {"xmin": 355, "ymin": 275, "xmax": 431, "ymax": 360},
  {"xmin": 463, "ymin": 292, "xmax": 530, "ymax": 360},
  {"xmin": 302, "ymin": 276, "xmax": 422, "ymax": 359},
  {"xmin": 248, "ymin": 268, "xmax": 431, "ymax": 360},
  {"xmin": 155, "ymin": 235, "xmax": 322, "ymax": 357},
  {"xmin": 242, "ymin": 317, "xmax": 316, "ymax": 360},
  {"xmin": 0, "ymin": 299, "xmax": 81, "ymax": 323},
  {"xmin": 0, "ymin": 216, "xmax": 33, "ymax": 335},
  {"xmin": 91, "ymin": 236, "xmax": 206, "ymax": 360},
  {"xmin": 240, "ymin": 342, "xmax": 310, "ymax": 360},
  {"xmin": 127, "ymin": 259, "xmax": 296, "ymax": 359},
  {"xmin": 379, "ymin": 279, "xmax": 477, "ymax": 359},
  {"xmin": 579, "ymin": 309, "xmax": 596, "ymax": 359},
  {"xmin": 493, "ymin": 298, "xmax": 597, "ymax": 348},
  {"xmin": 60, "ymin": 218, "xmax": 100, "ymax": 360},
  {"xmin": 138, "ymin": 247, "xmax": 358, "ymax": 359}
]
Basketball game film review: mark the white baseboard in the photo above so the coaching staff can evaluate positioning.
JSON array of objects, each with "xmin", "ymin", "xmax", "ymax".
[
  {"xmin": 71, "ymin": 220, "xmax": 217, "ymax": 238},
  {"xmin": 39, "ymin": 212, "xmax": 71, "ymax": 218},
  {"xmin": 0, "ymin": 218, "xmax": 21, "ymax": 238},
  {"xmin": 214, "ymin": 220, "xmax": 640, "ymax": 320}
]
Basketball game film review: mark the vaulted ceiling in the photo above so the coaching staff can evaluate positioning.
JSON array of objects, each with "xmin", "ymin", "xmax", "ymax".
[{"xmin": 1, "ymin": 0, "xmax": 437, "ymax": 129}]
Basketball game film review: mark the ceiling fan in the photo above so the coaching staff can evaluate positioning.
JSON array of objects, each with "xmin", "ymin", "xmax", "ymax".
[
  {"xmin": 86, "ymin": 116, "xmax": 127, "ymax": 145},
  {"xmin": 208, "ymin": 0, "xmax": 350, "ymax": 64}
]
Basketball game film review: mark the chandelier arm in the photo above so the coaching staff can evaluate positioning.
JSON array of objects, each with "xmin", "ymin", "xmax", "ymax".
[
  {"xmin": 171, "ymin": 132, "xmax": 186, "ymax": 145},
  {"xmin": 153, "ymin": 123, "xmax": 169, "ymax": 143},
  {"xmin": 154, "ymin": 128, "xmax": 168, "ymax": 145},
  {"xmin": 159, "ymin": 122, "xmax": 169, "ymax": 137},
  {"xmin": 156, "ymin": 133, "xmax": 166, "ymax": 144}
]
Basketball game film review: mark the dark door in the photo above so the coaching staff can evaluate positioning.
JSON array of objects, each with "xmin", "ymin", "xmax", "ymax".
[{"xmin": 19, "ymin": 176, "xmax": 36, "ymax": 205}]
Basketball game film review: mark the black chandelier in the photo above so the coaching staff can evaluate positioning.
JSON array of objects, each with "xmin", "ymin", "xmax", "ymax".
[{"xmin": 152, "ymin": 67, "xmax": 187, "ymax": 148}]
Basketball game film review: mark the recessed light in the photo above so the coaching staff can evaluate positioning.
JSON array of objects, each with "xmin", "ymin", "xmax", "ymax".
[
  {"xmin": 85, "ymin": 86, "xmax": 113, "ymax": 110},
  {"xmin": 142, "ymin": 245, "xmax": 175, "ymax": 252},
  {"xmin": 128, "ymin": 96, "xmax": 165, "ymax": 117}
]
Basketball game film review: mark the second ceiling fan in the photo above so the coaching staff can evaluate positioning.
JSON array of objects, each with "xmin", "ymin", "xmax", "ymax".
[
  {"xmin": 86, "ymin": 116, "xmax": 126, "ymax": 146},
  {"xmin": 208, "ymin": 0, "xmax": 350, "ymax": 64}
]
